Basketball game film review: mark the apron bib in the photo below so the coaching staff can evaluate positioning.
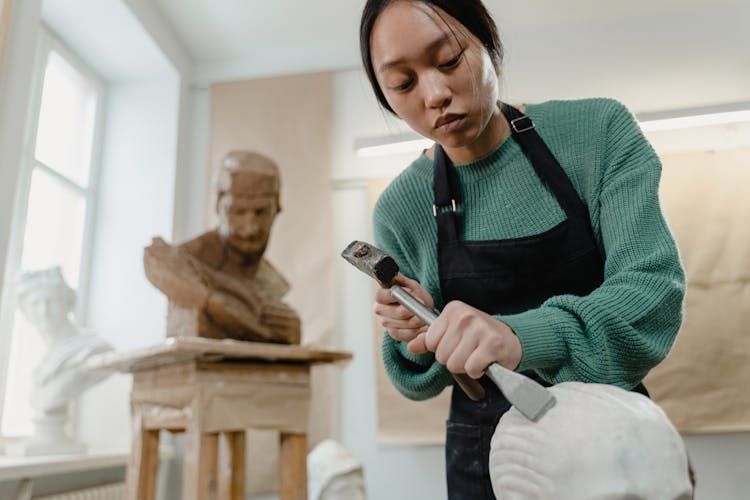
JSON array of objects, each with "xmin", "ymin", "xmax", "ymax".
[{"xmin": 435, "ymin": 104, "xmax": 647, "ymax": 499}]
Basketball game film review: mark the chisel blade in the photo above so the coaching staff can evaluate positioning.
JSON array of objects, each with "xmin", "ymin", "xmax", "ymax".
[{"xmin": 486, "ymin": 363, "xmax": 556, "ymax": 421}]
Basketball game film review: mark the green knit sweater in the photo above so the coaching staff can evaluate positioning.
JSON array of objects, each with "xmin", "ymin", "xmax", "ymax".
[{"xmin": 373, "ymin": 98, "xmax": 686, "ymax": 401}]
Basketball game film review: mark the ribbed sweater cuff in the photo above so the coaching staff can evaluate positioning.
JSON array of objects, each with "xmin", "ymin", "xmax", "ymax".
[
  {"xmin": 498, "ymin": 308, "xmax": 568, "ymax": 372},
  {"xmin": 382, "ymin": 334, "xmax": 453, "ymax": 400}
]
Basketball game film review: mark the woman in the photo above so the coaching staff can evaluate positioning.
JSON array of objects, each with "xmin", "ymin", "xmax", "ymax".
[{"xmin": 361, "ymin": 0, "xmax": 686, "ymax": 498}]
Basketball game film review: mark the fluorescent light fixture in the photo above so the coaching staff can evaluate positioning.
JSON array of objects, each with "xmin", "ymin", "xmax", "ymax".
[
  {"xmin": 637, "ymin": 102, "xmax": 750, "ymax": 132},
  {"xmin": 355, "ymin": 132, "xmax": 431, "ymax": 157},
  {"xmin": 355, "ymin": 102, "xmax": 750, "ymax": 157},
  {"xmin": 639, "ymin": 110, "xmax": 750, "ymax": 132}
]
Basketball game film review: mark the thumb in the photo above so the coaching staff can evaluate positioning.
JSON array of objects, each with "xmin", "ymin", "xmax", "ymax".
[
  {"xmin": 407, "ymin": 333, "xmax": 428, "ymax": 354},
  {"xmin": 393, "ymin": 272, "xmax": 413, "ymax": 287}
]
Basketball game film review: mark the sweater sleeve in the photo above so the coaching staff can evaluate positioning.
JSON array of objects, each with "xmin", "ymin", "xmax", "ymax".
[
  {"xmin": 374, "ymin": 191, "xmax": 454, "ymax": 401},
  {"xmin": 500, "ymin": 101, "xmax": 686, "ymax": 389}
]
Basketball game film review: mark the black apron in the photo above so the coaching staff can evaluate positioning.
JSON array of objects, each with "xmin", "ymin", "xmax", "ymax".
[{"xmin": 434, "ymin": 104, "xmax": 648, "ymax": 500}]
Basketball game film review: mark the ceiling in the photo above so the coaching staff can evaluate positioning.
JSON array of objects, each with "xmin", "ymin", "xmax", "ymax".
[
  {"xmin": 42, "ymin": 0, "xmax": 750, "ymax": 113},
  {"xmin": 153, "ymin": 0, "xmax": 750, "ymax": 112}
]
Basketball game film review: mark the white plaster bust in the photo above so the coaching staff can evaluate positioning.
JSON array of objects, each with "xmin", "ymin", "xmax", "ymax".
[
  {"xmin": 489, "ymin": 382, "xmax": 693, "ymax": 500},
  {"xmin": 10, "ymin": 267, "xmax": 113, "ymax": 455},
  {"xmin": 307, "ymin": 439, "xmax": 367, "ymax": 500}
]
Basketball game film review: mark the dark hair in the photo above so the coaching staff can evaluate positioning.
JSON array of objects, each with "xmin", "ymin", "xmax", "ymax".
[{"xmin": 360, "ymin": 0, "xmax": 503, "ymax": 114}]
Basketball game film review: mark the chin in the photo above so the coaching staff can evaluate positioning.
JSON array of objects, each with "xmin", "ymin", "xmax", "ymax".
[{"xmin": 230, "ymin": 239, "xmax": 266, "ymax": 256}]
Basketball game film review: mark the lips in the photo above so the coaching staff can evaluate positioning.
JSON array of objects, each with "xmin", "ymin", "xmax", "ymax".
[{"xmin": 435, "ymin": 113, "xmax": 466, "ymax": 131}]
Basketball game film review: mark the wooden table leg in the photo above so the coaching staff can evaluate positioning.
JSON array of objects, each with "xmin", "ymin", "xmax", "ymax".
[
  {"xmin": 183, "ymin": 428, "xmax": 218, "ymax": 500},
  {"xmin": 217, "ymin": 431, "xmax": 246, "ymax": 500},
  {"xmin": 280, "ymin": 432, "xmax": 307, "ymax": 500},
  {"xmin": 126, "ymin": 414, "xmax": 160, "ymax": 500}
]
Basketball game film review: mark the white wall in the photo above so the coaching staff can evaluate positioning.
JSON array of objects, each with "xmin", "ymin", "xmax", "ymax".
[
  {"xmin": 331, "ymin": 68, "xmax": 750, "ymax": 500},
  {"xmin": 78, "ymin": 77, "xmax": 180, "ymax": 452}
]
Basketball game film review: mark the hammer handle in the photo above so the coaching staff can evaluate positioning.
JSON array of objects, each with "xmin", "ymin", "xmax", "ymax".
[{"xmin": 390, "ymin": 286, "xmax": 486, "ymax": 401}]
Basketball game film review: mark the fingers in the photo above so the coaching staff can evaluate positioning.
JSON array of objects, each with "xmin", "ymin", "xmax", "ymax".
[
  {"xmin": 386, "ymin": 324, "xmax": 427, "ymax": 343},
  {"xmin": 464, "ymin": 349, "xmax": 495, "ymax": 379},
  {"xmin": 445, "ymin": 332, "xmax": 481, "ymax": 376},
  {"xmin": 373, "ymin": 275, "xmax": 432, "ymax": 344},
  {"xmin": 392, "ymin": 273, "xmax": 434, "ymax": 310},
  {"xmin": 373, "ymin": 301, "xmax": 418, "ymax": 321},
  {"xmin": 423, "ymin": 301, "xmax": 521, "ymax": 376},
  {"xmin": 374, "ymin": 286, "xmax": 398, "ymax": 305}
]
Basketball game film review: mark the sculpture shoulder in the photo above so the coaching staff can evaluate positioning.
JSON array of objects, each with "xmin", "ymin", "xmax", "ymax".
[
  {"xmin": 35, "ymin": 334, "xmax": 112, "ymax": 383},
  {"xmin": 257, "ymin": 259, "xmax": 290, "ymax": 297},
  {"xmin": 178, "ymin": 230, "xmax": 226, "ymax": 267}
]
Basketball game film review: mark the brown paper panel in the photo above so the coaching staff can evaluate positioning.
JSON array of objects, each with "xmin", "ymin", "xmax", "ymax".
[{"xmin": 210, "ymin": 73, "xmax": 335, "ymax": 493}]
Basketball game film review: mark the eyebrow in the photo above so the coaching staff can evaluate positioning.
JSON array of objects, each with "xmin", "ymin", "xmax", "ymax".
[{"xmin": 376, "ymin": 32, "xmax": 452, "ymax": 74}]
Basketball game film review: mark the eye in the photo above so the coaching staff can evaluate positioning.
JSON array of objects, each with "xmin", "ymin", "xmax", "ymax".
[
  {"xmin": 440, "ymin": 49, "xmax": 465, "ymax": 69},
  {"xmin": 391, "ymin": 78, "xmax": 414, "ymax": 92}
]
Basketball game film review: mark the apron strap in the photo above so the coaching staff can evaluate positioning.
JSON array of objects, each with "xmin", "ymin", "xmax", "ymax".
[
  {"xmin": 501, "ymin": 104, "xmax": 589, "ymax": 218},
  {"xmin": 433, "ymin": 103, "xmax": 591, "ymax": 246},
  {"xmin": 433, "ymin": 143, "xmax": 461, "ymax": 243}
]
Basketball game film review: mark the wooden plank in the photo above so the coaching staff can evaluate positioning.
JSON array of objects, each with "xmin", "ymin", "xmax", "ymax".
[
  {"xmin": 137, "ymin": 404, "xmax": 190, "ymax": 432},
  {"xmin": 133, "ymin": 361, "xmax": 197, "ymax": 386},
  {"xmin": 200, "ymin": 381, "xmax": 310, "ymax": 434},
  {"xmin": 217, "ymin": 431, "xmax": 245, "ymax": 500},
  {"xmin": 125, "ymin": 414, "xmax": 160, "ymax": 500},
  {"xmin": 133, "ymin": 361, "xmax": 310, "ymax": 390},
  {"xmin": 279, "ymin": 432, "xmax": 307, "ymax": 500},
  {"xmin": 183, "ymin": 429, "xmax": 219, "ymax": 500},
  {"xmin": 88, "ymin": 337, "xmax": 351, "ymax": 373}
]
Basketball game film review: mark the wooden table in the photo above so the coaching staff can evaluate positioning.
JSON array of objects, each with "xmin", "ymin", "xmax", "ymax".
[{"xmin": 90, "ymin": 337, "xmax": 351, "ymax": 500}]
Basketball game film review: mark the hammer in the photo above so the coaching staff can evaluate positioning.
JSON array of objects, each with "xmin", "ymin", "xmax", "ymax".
[{"xmin": 342, "ymin": 240, "xmax": 556, "ymax": 421}]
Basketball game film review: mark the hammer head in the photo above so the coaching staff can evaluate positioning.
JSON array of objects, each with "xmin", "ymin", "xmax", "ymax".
[{"xmin": 341, "ymin": 241, "xmax": 399, "ymax": 287}]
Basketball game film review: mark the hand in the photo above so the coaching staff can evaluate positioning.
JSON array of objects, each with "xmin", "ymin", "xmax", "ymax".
[
  {"xmin": 374, "ymin": 273, "xmax": 435, "ymax": 344},
  {"xmin": 407, "ymin": 300, "xmax": 522, "ymax": 378}
]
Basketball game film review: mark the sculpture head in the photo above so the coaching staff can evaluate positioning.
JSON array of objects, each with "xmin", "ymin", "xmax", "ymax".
[
  {"xmin": 216, "ymin": 151, "xmax": 281, "ymax": 257},
  {"xmin": 15, "ymin": 267, "xmax": 76, "ymax": 338}
]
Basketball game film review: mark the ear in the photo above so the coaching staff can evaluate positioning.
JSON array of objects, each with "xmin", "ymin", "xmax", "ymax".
[{"xmin": 492, "ymin": 58, "xmax": 502, "ymax": 77}]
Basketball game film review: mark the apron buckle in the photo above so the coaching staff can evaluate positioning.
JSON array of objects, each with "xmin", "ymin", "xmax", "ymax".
[
  {"xmin": 510, "ymin": 115, "xmax": 535, "ymax": 133},
  {"xmin": 433, "ymin": 199, "xmax": 457, "ymax": 217}
]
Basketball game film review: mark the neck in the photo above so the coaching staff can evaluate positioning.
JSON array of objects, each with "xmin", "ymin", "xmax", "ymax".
[
  {"xmin": 442, "ymin": 103, "xmax": 509, "ymax": 165},
  {"xmin": 225, "ymin": 245, "xmax": 262, "ymax": 274},
  {"xmin": 41, "ymin": 321, "xmax": 77, "ymax": 347}
]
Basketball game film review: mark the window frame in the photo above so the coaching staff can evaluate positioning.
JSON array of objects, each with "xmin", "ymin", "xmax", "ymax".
[{"xmin": 0, "ymin": 25, "xmax": 105, "ymax": 441}]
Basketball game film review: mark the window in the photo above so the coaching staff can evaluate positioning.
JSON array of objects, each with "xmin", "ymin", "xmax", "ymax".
[{"xmin": 0, "ymin": 29, "xmax": 103, "ymax": 438}]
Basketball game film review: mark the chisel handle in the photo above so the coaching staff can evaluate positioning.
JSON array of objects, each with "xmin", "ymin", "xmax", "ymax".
[{"xmin": 390, "ymin": 285, "xmax": 486, "ymax": 401}]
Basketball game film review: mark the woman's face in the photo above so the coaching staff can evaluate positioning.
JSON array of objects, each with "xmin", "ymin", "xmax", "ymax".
[{"xmin": 369, "ymin": 1, "xmax": 501, "ymax": 157}]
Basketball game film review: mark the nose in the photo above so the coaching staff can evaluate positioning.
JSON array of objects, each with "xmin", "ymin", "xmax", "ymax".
[
  {"xmin": 236, "ymin": 215, "xmax": 260, "ymax": 237},
  {"xmin": 422, "ymin": 70, "xmax": 452, "ymax": 110}
]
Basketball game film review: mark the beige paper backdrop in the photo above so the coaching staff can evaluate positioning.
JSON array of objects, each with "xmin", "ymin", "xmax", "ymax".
[
  {"xmin": 0, "ymin": 0, "xmax": 12, "ymax": 80},
  {"xmin": 644, "ymin": 149, "xmax": 750, "ymax": 433},
  {"xmin": 210, "ymin": 73, "xmax": 335, "ymax": 493},
  {"xmin": 370, "ymin": 149, "xmax": 750, "ymax": 443}
]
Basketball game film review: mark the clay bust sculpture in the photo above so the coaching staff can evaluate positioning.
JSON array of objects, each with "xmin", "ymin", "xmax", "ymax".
[
  {"xmin": 489, "ymin": 382, "xmax": 694, "ymax": 500},
  {"xmin": 12, "ymin": 267, "xmax": 113, "ymax": 455},
  {"xmin": 144, "ymin": 151, "xmax": 300, "ymax": 344}
]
